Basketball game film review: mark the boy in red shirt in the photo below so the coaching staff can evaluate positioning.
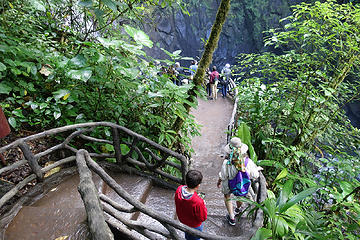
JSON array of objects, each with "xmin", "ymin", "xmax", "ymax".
[{"xmin": 175, "ymin": 170, "xmax": 207, "ymax": 240}]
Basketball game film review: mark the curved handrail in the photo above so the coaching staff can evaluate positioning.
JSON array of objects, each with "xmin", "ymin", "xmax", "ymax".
[
  {"xmin": 78, "ymin": 149, "xmax": 266, "ymax": 240},
  {"xmin": 1, "ymin": 111, "xmax": 266, "ymax": 239},
  {"xmin": 0, "ymin": 122, "xmax": 189, "ymax": 210}
]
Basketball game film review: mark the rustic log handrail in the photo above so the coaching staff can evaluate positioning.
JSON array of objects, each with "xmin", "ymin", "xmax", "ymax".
[
  {"xmin": 76, "ymin": 150, "xmax": 114, "ymax": 240},
  {"xmin": 227, "ymin": 79, "xmax": 239, "ymax": 143},
  {"xmin": 0, "ymin": 122, "xmax": 188, "ymax": 210},
  {"xmin": 1, "ymin": 115, "xmax": 266, "ymax": 239},
  {"xmin": 80, "ymin": 150, "xmax": 266, "ymax": 240}
]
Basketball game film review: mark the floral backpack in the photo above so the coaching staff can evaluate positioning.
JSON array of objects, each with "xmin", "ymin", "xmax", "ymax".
[{"xmin": 227, "ymin": 148, "xmax": 251, "ymax": 196}]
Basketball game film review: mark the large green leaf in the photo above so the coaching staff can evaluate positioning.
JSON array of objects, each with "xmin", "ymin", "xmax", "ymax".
[
  {"xmin": 53, "ymin": 89, "xmax": 70, "ymax": 100},
  {"xmin": 274, "ymin": 168, "xmax": 288, "ymax": 182},
  {"xmin": 98, "ymin": 37, "xmax": 122, "ymax": 48},
  {"xmin": 134, "ymin": 30, "xmax": 153, "ymax": 48},
  {"xmin": 121, "ymin": 43, "xmax": 145, "ymax": 56},
  {"xmin": 30, "ymin": 0, "xmax": 46, "ymax": 12},
  {"xmin": 101, "ymin": 0, "xmax": 117, "ymax": 12},
  {"xmin": 79, "ymin": 0, "xmax": 93, "ymax": 7},
  {"xmin": 257, "ymin": 160, "xmax": 284, "ymax": 169},
  {"xmin": 119, "ymin": 67, "xmax": 140, "ymax": 79},
  {"xmin": 264, "ymin": 198, "xmax": 276, "ymax": 219},
  {"xmin": 67, "ymin": 69, "xmax": 92, "ymax": 82},
  {"xmin": 280, "ymin": 187, "xmax": 319, "ymax": 213},
  {"xmin": 287, "ymin": 175, "xmax": 317, "ymax": 187},
  {"xmin": 274, "ymin": 216, "xmax": 289, "ymax": 237},
  {"xmin": 251, "ymin": 228, "xmax": 272, "ymax": 240},
  {"xmin": 124, "ymin": 25, "xmax": 153, "ymax": 48},
  {"xmin": 120, "ymin": 144, "xmax": 130, "ymax": 155},
  {"xmin": 69, "ymin": 54, "xmax": 87, "ymax": 68},
  {"xmin": 0, "ymin": 82, "xmax": 12, "ymax": 94},
  {"xmin": 124, "ymin": 25, "xmax": 136, "ymax": 38},
  {"xmin": 8, "ymin": 117, "xmax": 16, "ymax": 128},
  {"xmin": 94, "ymin": 9, "xmax": 104, "ymax": 25},
  {"xmin": 236, "ymin": 122, "xmax": 257, "ymax": 162},
  {"xmin": 277, "ymin": 180, "xmax": 294, "ymax": 210},
  {"xmin": 0, "ymin": 62, "xmax": 6, "ymax": 71}
]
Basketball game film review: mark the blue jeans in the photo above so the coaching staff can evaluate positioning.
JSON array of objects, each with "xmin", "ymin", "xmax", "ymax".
[
  {"xmin": 222, "ymin": 84, "xmax": 228, "ymax": 97},
  {"xmin": 185, "ymin": 224, "xmax": 203, "ymax": 240}
]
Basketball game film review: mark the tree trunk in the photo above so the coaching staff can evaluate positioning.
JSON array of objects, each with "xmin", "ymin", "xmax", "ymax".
[{"xmin": 173, "ymin": 0, "xmax": 232, "ymax": 133}]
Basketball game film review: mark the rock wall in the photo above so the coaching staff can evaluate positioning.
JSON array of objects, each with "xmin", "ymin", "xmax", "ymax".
[
  {"xmin": 143, "ymin": 0, "xmax": 309, "ymax": 67},
  {"xmin": 141, "ymin": 0, "xmax": 359, "ymax": 128}
]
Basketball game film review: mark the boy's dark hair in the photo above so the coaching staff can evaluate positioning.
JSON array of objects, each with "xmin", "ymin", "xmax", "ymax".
[
  {"xmin": 212, "ymin": 66, "xmax": 217, "ymax": 71},
  {"xmin": 186, "ymin": 170, "xmax": 203, "ymax": 189}
]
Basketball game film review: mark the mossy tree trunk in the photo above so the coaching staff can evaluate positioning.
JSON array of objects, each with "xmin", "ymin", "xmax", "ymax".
[{"xmin": 173, "ymin": 0, "xmax": 232, "ymax": 133}]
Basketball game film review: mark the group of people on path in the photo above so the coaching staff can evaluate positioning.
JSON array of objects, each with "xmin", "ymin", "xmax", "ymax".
[
  {"xmin": 207, "ymin": 63, "xmax": 232, "ymax": 100},
  {"xmin": 160, "ymin": 60, "xmax": 233, "ymax": 100},
  {"xmin": 174, "ymin": 137, "xmax": 263, "ymax": 240},
  {"xmin": 159, "ymin": 60, "xmax": 199, "ymax": 86}
]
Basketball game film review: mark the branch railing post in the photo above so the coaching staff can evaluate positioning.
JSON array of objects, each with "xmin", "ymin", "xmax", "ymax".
[
  {"xmin": 111, "ymin": 127, "xmax": 122, "ymax": 165},
  {"xmin": 19, "ymin": 141, "xmax": 44, "ymax": 181},
  {"xmin": 227, "ymin": 79, "xmax": 239, "ymax": 143},
  {"xmin": 0, "ymin": 122, "xmax": 265, "ymax": 239},
  {"xmin": 76, "ymin": 149, "xmax": 114, "ymax": 240}
]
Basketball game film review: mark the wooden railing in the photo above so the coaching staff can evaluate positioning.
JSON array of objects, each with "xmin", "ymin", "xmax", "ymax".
[
  {"xmin": 0, "ymin": 122, "xmax": 188, "ymax": 210},
  {"xmin": 227, "ymin": 79, "xmax": 239, "ymax": 143},
  {"xmin": 0, "ymin": 120, "xmax": 266, "ymax": 240},
  {"xmin": 77, "ymin": 149, "xmax": 267, "ymax": 240}
]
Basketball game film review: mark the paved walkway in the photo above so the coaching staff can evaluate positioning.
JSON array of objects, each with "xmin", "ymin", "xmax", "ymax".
[
  {"xmin": 4, "ymin": 96, "xmax": 252, "ymax": 240},
  {"xmin": 191, "ymin": 97, "xmax": 252, "ymax": 236}
]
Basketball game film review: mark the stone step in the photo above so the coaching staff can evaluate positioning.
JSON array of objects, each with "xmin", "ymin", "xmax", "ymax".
[
  {"xmin": 101, "ymin": 172, "xmax": 153, "ymax": 220},
  {"xmin": 127, "ymin": 185, "xmax": 176, "ymax": 239}
]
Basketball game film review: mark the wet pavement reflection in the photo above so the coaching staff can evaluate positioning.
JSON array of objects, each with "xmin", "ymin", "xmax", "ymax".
[{"xmin": 4, "ymin": 96, "xmax": 249, "ymax": 239}]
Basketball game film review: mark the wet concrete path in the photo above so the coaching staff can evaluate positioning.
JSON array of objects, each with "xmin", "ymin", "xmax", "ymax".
[
  {"xmin": 191, "ymin": 97, "xmax": 252, "ymax": 236},
  {"xmin": 4, "ymin": 95, "xmax": 251, "ymax": 239}
]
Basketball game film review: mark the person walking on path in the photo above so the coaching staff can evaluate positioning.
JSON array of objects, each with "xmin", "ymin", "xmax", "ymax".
[
  {"xmin": 217, "ymin": 137, "xmax": 262, "ymax": 226},
  {"xmin": 209, "ymin": 66, "xmax": 220, "ymax": 100},
  {"xmin": 220, "ymin": 63, "xmax": 231, "ymax": 98},
  {"xmin": 175, "ymin": 170, "xmax": 207, "ymax": 240},
  {"xmin": 174, "ymin": 62, "xmax": 185, "ymax": 86},
  {"xmin": 189, "ymin": 60, "xmax": 198, "ymax": 78}
]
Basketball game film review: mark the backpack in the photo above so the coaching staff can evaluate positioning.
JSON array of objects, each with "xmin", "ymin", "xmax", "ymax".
[
  {"xmin": 219, "ymin": 76, "xmax": 226, "ymax": 85},
  {"xmin": 228, "ymin": 156, "xmax": 251, "ymax": 196},
  {"xmin": 221, "ymin": 67, "xmax": 231, "ymax": 85},
  {"xmin": 209, "ymin": 71, "xmax": 219, "ymax": 84}
]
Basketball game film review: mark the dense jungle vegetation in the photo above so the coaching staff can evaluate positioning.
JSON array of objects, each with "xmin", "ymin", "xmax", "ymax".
[
  {"xmin": 234, "ymin": 1, "xmax": 360, "ymax": 239},
  {"xmin": 0, "ymin": 0, "xmax": 200, "ymax": 156},
  {"xmin": 0, "ymin": 0, "xmax": 359, "ymax": 239}
]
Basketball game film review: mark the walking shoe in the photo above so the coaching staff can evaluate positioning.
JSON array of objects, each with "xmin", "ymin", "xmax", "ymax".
[
  {"xmin": 234, "ymin": 207, "xmax": 241, "ymax": 215},
  {"xmin": 226, "ymin": 214, "xmax": 236, "ymax": 226}
]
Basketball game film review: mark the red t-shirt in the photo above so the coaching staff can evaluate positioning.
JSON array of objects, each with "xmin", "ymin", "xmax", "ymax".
[
  {"xmin": 174, "ymin": 185, "xmax": 207, "ymax": 228},
  {"xmin": 209, "ymin": 71, "xmax": 219, "ymax": 84}
]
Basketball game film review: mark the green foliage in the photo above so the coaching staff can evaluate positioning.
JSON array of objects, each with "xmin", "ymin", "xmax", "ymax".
[
  {"xmin": 241, "ymin": 179, "xmax": 319, "ymax": 239},
  {"xmin": 234, "ymin": 1, "xmax": 360, "ymax": 238},
  {"xmin": 236, "ymin": 122, "xmax": 257, "ymax": 162},
  {"xmin": 0, "ymin": 0, "xmax": 200, "ymax": 158}
]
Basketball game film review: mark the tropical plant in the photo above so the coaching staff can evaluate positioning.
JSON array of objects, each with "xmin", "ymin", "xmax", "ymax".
[
  {"xmin": 239, "ymin": 179, "xmax": 319, "ymax": 240},
  {"xmin": 233, "ymin": 0, "xmax": 360, "ymax": 238},
  {"xmin": 0, "ymin": 0, "xmax": 201, "ymax": 156}
]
